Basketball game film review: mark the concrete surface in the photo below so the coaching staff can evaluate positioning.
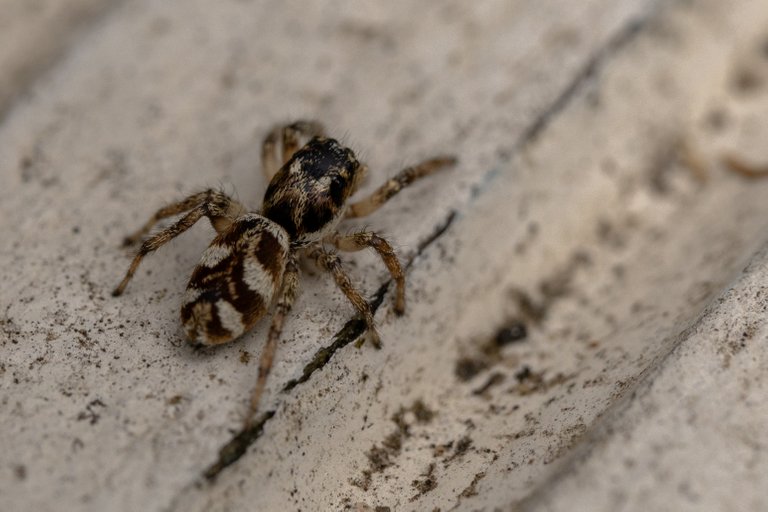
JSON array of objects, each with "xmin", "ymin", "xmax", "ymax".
[
  {"xmin": 1, "ymin": 0, "xmax": 768, "ymax": 511},
  {"xmin": 0, "ymin": 0, "xmax": 119, "ymax": 121}
]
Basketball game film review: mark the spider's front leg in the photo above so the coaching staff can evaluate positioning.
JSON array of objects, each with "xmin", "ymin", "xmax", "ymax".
[
  {"xmin": 307, "ymin": 245, "xmax": 382, "ymax": 349},
  {"xmin": 113, "ymin": 190, "xmax": 245, "ymax": 296}
]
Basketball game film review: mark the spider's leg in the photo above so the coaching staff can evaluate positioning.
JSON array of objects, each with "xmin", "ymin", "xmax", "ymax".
[
  {"xmin": 327, "ymin": 231, "xmax": 406, "ymax": 315},
  {"xmin": 122, "ymin": 189, "xmax": 246, "ymax": 245},
  {"xmin": 261, "ymin": 120, "xmax": 326, "ymax": 181},
  {"xmin": 345, "ymin": 156, "xmax": 456, "ymax": 218},
  {"xmin": 308, "ymin": 245, "xmax": 381, "ymax": 348},
  {"xmin": 122, "ymin": 190, "xmax": 208, "ymax": 246},
  {"xmin": 113, "ymin": 191, "xmax": 245, "ymax": 296},
  {"xmin": 245, "ymin": 256, "xmax": 299, "ymax": 428}
]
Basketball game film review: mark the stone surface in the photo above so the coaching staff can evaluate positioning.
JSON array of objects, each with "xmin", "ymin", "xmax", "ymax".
[
  {"xmin": 0, "ymin": 0, "xmax": 119, "ymax": 120},
  {"xmin": 2, "ymin": 1, "xmax": 768, "ymax": 511}
]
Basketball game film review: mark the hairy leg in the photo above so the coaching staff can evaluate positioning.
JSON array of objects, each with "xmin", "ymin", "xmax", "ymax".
[
  {"xmin": 308, "ymin": 246, "xmax": 381, "ymax": 349},
  {"xmin": 113, "ymin": 190, "xmax": 245, "ymax": 296},
  {"xmin": 346, "ymin": 156, "xmax": 456, "ymax": 218},
  {"xmin": 245, "ymin": 256, "xmax": 299, "ymax": 428},
  {"xmin": 122, "ymin": 189, "xmax": 246, "ymax": 245},
  {"xmin": 328, "ymin": 231, "xmax": 406, "ymax": 314}
]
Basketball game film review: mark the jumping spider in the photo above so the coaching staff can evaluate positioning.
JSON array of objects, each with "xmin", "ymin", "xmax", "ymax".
[{"xmin": 113, "ymin": 120, "xmax": 455, "ymax": 426}]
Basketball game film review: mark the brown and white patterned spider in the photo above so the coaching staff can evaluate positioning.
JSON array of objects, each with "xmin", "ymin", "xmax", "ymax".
[{"xmin": 113, "ymin": 120, "xmax": 455, "ymax": 426}]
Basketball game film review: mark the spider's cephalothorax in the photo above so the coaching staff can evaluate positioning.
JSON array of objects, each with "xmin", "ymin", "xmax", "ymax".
[
  {"xmin": 263, "ymin": 136, "xmax": 362, "ymax": 246},
  {"xmin": 113, "ymin": 120, "xmax": 456, "ymax": 426}
]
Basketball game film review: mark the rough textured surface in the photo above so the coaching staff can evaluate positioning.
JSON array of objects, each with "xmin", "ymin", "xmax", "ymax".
[
  {"xmin": 521, "ymin": 243, "xmax": 768, "ymax": 512},
  {"xmin": 2, "ymin": 1, "xmax": 768, "ymax": 511},
  {"xmin": 0, "ymin": 0, "xmax": 119, "ymax": 120}
]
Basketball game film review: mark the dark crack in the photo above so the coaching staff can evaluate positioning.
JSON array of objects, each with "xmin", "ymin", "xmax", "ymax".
[
  {"xmin": 202, "ymin": 210, "xmax": 457, "ymax": 481},
  {"xmin": 516, "ymin": 15, "xmax": 648, "ymax": 148},
  {"xmin": 203, "ymin": 411, "xmax": 275, "ymax": 481},
  {"xmin": 282, "ymin": 299, "xmax": 384, "ymax": 392}
]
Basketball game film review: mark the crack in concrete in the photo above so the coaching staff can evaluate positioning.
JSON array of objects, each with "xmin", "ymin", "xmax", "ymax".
[
  {"xmin": 514, "ymin": 8, "xmax": 654, "ymax": 151},
  {"xmin": 202, "ymin": 410, "xmax": 275, "ymax": 481}
]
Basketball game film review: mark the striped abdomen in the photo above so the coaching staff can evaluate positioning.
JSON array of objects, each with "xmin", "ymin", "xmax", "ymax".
[{"xmin": 181, "ymin": 214, "xmax": 289, "ymax": 346}]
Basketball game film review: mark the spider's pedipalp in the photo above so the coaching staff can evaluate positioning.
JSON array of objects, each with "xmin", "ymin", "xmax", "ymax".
[
  {"xmin": 261, "ymin": 120, "xmax": 326, "ymax": 181},
  {"xmin": 281, "ymin": 121, "xmax": 326, "ymax": 164}
]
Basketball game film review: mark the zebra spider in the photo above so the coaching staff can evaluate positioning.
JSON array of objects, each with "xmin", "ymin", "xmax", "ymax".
[{"xmin": 113, "ymin": 120, "xmax": 455, "ymax": 426}]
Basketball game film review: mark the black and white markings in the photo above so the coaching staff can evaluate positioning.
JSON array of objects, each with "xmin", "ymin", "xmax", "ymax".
[{"xmin": 181, "ymin": 215, "xmax": 289, "ymax": 346}]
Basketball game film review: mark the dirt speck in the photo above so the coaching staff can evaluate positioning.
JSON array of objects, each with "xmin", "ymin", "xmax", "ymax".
[
  {"xmin": 719, "ymin": 321, "xmax": 760, "ymax": 368},
  {"xmin": 460, "ymin": 471, "xmax": 486, "ymax": 498},
  {"xmin": 351, "ymin": 399, "xmax": 436, "ymax": 491},
  {"xmin": 731, "ymin": 67, "xmax": 763, "ymax": 94},
  {"xmin": 14, "ymin": 464, "xmax": 27, "ymax": 481},
  {"xmin": 509, "ymin": 366, "xmax": 573, "ymax": 396},
  {"xmin": 453, "ymin": 436, "xmax": 473, "ymax": 457},
  {"xmin": 167, "ymin": 395, "xmax": 183, "ymax": 405},
  {"xmin": 76, "ymin": 398, "xmax": 106, "ymax": 425},
  {"xmin": 410, "ymin": 463, "xmax": 437, "ymax": 501},
  {"xmin": 455, "ymin": 357, "xmax": 488, "ymax": 382},
  {"xmin": 473, "ymin": 372, "xmax": 505, "ymax": 396},
  {"xmin": 544, "ymin": 422, "xmax": 588, "ymax": 464},
  {"xmin": 411, "ymin": 399, "xmax": 435, "ymax": 423},
  {"xmin": 443, "ymin": 435, "xmax": 473, "ymax": 464},
  {"xmin": 455, "ymin": 318, "xmax": 529, "ymax": 383},
  {"xmin": 492, "ymin": 322, "xmax": 528, "ymax": 347},
  {"xmin": 508, "ymin": 250, "xmax": 592, "ymax": 326}
]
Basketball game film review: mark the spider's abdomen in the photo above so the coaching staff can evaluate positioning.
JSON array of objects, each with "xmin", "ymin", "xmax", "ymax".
[
  {"xmin": 181, "ymin": 214, "xmax": 289, "ymax": 346},
  {"xmin": 263, "ymin": 136, "xmax": 360, "ymax": 246}
]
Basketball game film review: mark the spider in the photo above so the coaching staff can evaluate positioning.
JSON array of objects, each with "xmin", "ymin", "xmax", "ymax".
[{"xmin": 112, "ymin": 120, "xmax": 456, "ymax": 426}]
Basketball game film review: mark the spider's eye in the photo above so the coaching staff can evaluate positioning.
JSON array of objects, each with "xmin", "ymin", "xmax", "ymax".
[
  {"xmin": 329, "ymin": 174, "xmax": 347, "ymax": 205},
  {"xmin": 346, "ymin": 158, "xmax": 359, "ymax": 177}
]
